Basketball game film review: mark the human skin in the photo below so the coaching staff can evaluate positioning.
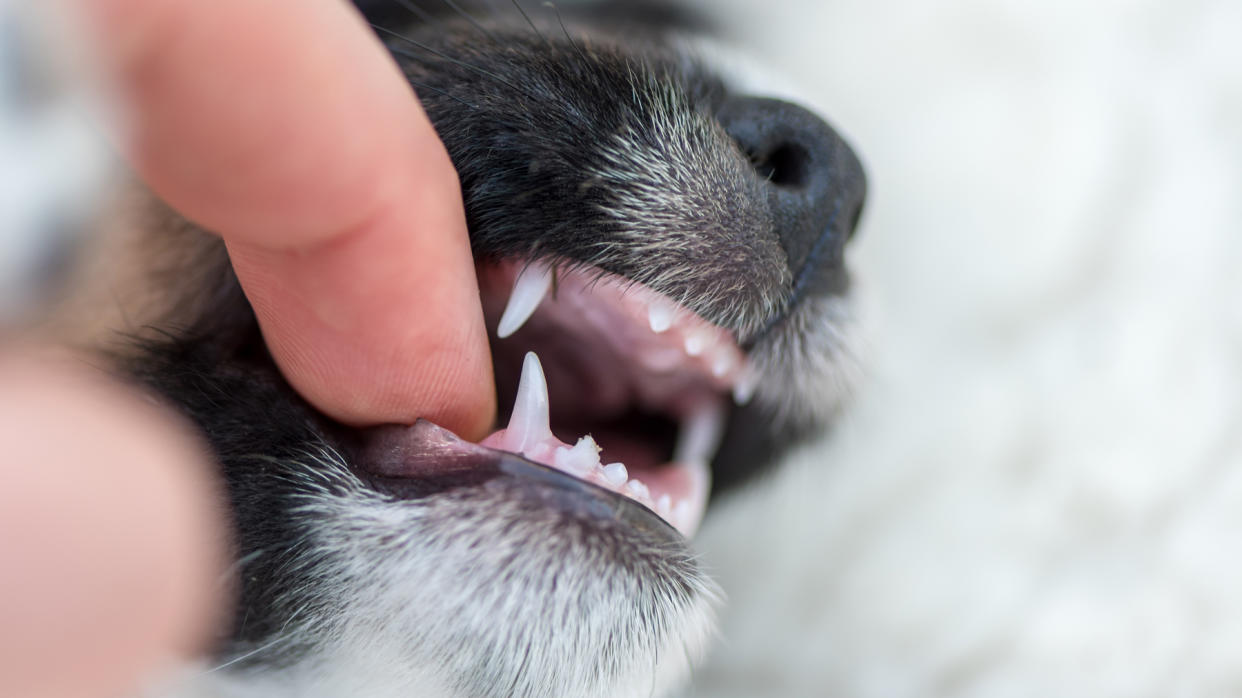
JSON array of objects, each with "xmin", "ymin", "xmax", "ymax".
[
  {"xmin": 0, "ymin": 0, "xmax": 493, "ymax": 695},
  {"xmin": 0, "ymin": 357, "xmax": 226, "ymax": 698},
  {"xmin": 86, "ymin": 0, "xmax": 496, "ymax": 439}
]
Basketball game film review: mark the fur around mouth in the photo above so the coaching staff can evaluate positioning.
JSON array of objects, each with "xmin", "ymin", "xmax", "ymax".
[
  {"xmin": 54, "ymin": 3, "xmax": 869, "ymax": 693},
  {"xmin": 364, "ymin": 259, "xmax": 754, "ymax": 538}
]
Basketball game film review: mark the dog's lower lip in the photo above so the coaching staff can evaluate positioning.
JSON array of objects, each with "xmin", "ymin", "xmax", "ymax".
[
  {"xmin": 356, "ymin": 349, "xmax": 720, "ymax": 536},
  {"xmin": 357, "ymin": 420, "xmax": 683, "ymax": 540}
]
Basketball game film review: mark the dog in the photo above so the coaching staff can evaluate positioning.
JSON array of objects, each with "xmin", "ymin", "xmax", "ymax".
[{"xmin": 48, "ymin": 2, "xmax": 866, "ymax": 696}]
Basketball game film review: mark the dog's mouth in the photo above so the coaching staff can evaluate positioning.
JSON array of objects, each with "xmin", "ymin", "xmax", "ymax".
[
  {"xmin": 478, "ymin": 259, "xmax": 756, "ymax": 537},
  {"xmin": 355, "ymin": 259, "xmax": 755, "ymax": 539}
]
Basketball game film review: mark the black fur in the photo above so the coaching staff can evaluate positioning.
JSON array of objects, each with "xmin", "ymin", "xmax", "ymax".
[{"xmin": 116, "ymin": 4, "xmax": 866, "ymax": 693}]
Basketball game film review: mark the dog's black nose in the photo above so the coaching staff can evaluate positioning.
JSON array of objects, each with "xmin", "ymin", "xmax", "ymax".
[{"xmin": 717, "ymin": 97, "xmax": 866, "ymax": 298}]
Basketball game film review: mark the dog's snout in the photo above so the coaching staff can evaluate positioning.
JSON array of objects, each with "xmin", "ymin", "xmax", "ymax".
[{"xmin": 718, "ymin": 96, "xmax": 866, "ymax": 297}]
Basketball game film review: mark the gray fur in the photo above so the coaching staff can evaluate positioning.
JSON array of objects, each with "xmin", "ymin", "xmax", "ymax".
[
  {"xmin": 113, "ymin": 5, "xmax": 865, "ymax": 697},
  {"xmin": 206, "ymin": 448, "xmax": 717, "ymax": 698}
]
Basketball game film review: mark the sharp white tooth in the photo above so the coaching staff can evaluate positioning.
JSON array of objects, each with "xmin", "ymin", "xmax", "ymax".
[
  {"xmin": 497, "ymin": 262, "xmax": 554, "ymax": 338},
  {"xmin": 603, "ymin": 462, "xmax": 628, "ymax": 486},
  {"xmin": 657, "ymin": 494, "xmax": 672, "ymax": 513},
  {"xmin": 647, "ymin": 301, "xmax": 674, "ymax": 333},
  {"xmin": 712, "ymin": 353, "xmax": 734, "ymax": 378},
  {"xmin": 684, "ymin": 334, "xmax": 705, "ymax": 356},
  {"xmin": 675, "ymin": 402, "xmax": 726, "ymax": 466},
  {"xmin": 732, "ymin": 368, "xmax": 759, "ymax": 405},
  {"xmin": 501, "ymin": 352, "xmax": 552, "ymax": 456}
]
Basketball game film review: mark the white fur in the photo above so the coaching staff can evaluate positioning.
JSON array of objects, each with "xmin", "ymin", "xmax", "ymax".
[
  {"xmin": 691, "ymin": 0, "xmax": 1242, "ymax": 695},
  {"xmin": 147, "ymin": 447, "xmax": 719, "ymax": 698}
]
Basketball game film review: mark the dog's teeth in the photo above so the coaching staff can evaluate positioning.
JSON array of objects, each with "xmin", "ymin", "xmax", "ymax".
[
  {"xmin": 554, "ymin": 436, "xmax": 601, "ymax": 473},
  {"xmin": 603, "ymin": 462, "xmax": 628, "ymax": 486},
  {"xmin": 684, "ymin": 334, "xmax": 706, "ymax": 356},
  {"xmin": 625, "ymin": 479, "xmax": 649, "ymax": 500},
  {"xmin": 657, "ymin": 494, "xmax": 671, "ymax": 514},
  {"xmin": 497, "ymin": 261, "xmax": 554, "ymax": 338},
  {"xmin": 673, "ymin": 500, "xmax": 694, "ymax": 533},
  {"xmin": 732, "ymin": 368, "xmax": 759, "ymax": 406},
  {"xmin": 500, "ymin": 352, "xmax": 553, "ymax": 456},
  {"xmin": 711, "ymin": 353, "xmax": 734, "ymax": 378},
  {"xmin": 647, "ymin": 301, "xmax": 674, "ymax": 333},
  {"xmin": 675, "ymin": 402, "xmax": 726, "ymax": 467}
]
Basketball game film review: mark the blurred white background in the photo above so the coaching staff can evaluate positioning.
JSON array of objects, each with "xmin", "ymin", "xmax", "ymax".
[
  {"xmin": 693, "ymin": 1, "xmax": 1242, "ymax": 696},
  {"xmin": 6, "ymin": 0, "xmax": 1241, "ymax": 695}
]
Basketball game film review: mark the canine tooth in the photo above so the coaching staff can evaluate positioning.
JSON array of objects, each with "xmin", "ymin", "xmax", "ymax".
[
  {"xmin": 603, "ymin": 462, "xmax": 628, "ymax": 486},
  {"xmin": 497, "ymin": 261, "xmax": 554, "ymax": 338},
  {"xmin": 711, "ymin": 353, "xmax": 734, "ymax": 378},
  {"xmin": 684, "ymin": 334, "xmax": 706, "ymax": 356},
  {"xmin": 625, "ymin": 479, "xmax": 649, "ymax": 500},
  {"xmin": 675, "ymin": 402, "xmax": 726, "ymax": 466},
  {"xmin": 501, "ymin": 352, "xmax": 553, "ymax": 456},
  {"xmin": 657, "ymin": 494, "xmax": 671, "ymax": 513},
  {"xmin": 732, "ymin": 369, "xmax": 759, "ymax": 405},
  {"xmin": 647, "ymin": 302, "xmax": 674, "ymax": 333}
]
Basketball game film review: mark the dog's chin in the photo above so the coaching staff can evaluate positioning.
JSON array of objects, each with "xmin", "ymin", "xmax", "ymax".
[
  {"xmin": 198, "ymin": 258, "xmax": 742, "ymax": 697},
  {"xmin": 337, "ymin": 422, "xmax": 720, "ymax": 695},
  {"xmin": 230, "ymin": 424, "xmax": 718, "ymax": 698}
]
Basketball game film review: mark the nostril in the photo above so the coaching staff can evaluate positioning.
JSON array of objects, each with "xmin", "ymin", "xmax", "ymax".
[
  {"xmin": 750, "ymin": 142, "xmax": 811, "ymax": 188},
  {"xmin": 716, "ymin": 95, "xmax": 867, "ymax": 300},
  {"xmin": 718, "ymin": 97, "xmax": 834, "ymax": 191}
]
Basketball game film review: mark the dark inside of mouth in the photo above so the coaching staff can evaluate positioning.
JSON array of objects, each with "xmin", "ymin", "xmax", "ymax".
[
  {"xmin": 477, "ymin": 258, "xmax": 739, "ymax": 493},
  {"xmin": 493, "ymin": 350, "xmax": 681, "ymax": 474}
]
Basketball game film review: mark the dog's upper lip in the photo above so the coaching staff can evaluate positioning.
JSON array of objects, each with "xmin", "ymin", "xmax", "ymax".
[{"xmin": 480, "ymin": 259, "xmax": 759, "ymax": 418}]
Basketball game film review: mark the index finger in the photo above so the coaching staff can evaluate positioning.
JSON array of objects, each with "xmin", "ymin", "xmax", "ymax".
[{"xmin": 80, "ymin": 0, "xmax": 496, "ymax": 438}]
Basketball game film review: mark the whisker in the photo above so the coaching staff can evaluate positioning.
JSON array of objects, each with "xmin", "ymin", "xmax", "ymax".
[
  {"xmin": 220, "ymin": 549, "xmax": 265, "ymax": 586},
  {"xmin": 477, "ymin": 0, "xmax": 508, "ymax": 15},
  {"xmin": 407, "ymin": 79, "xmax": 480, "ymax": 110},
  {"xmin": 439, "ymin": 0, "xmax": 500, "ymax": 42},
  {"xmin": 543, "ymin": 2, "xmax": 588, "ymax": 62},
  {"xmin": 204, "ymin": 638, "xmax": 287, "ymax": 674},
  {"xmin": 509, "ymin": 0, "xmax": 549, "ymax": 44},
  {"xmin": 373, "ymin": 24, "xmax": 534, "ymax": 98},
  {"xmin": 202, "ymin": 602, "xmax": 312, "ymax": 673},
  {"xmin": 392, "ymin": 0, "xmax": 439, "ymax": 26}
]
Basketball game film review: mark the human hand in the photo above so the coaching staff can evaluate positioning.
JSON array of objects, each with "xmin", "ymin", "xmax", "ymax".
[
  {"xmin": 0, "ymin": 356, "xmax": 226, "ymax": 698},
  {"xmin": 1, "ymin": 0, "xmax": 494, "ymax": 695},
  {"xmin": 85, "ymin": 0, "xmax": 496, "ymax": 439}
]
